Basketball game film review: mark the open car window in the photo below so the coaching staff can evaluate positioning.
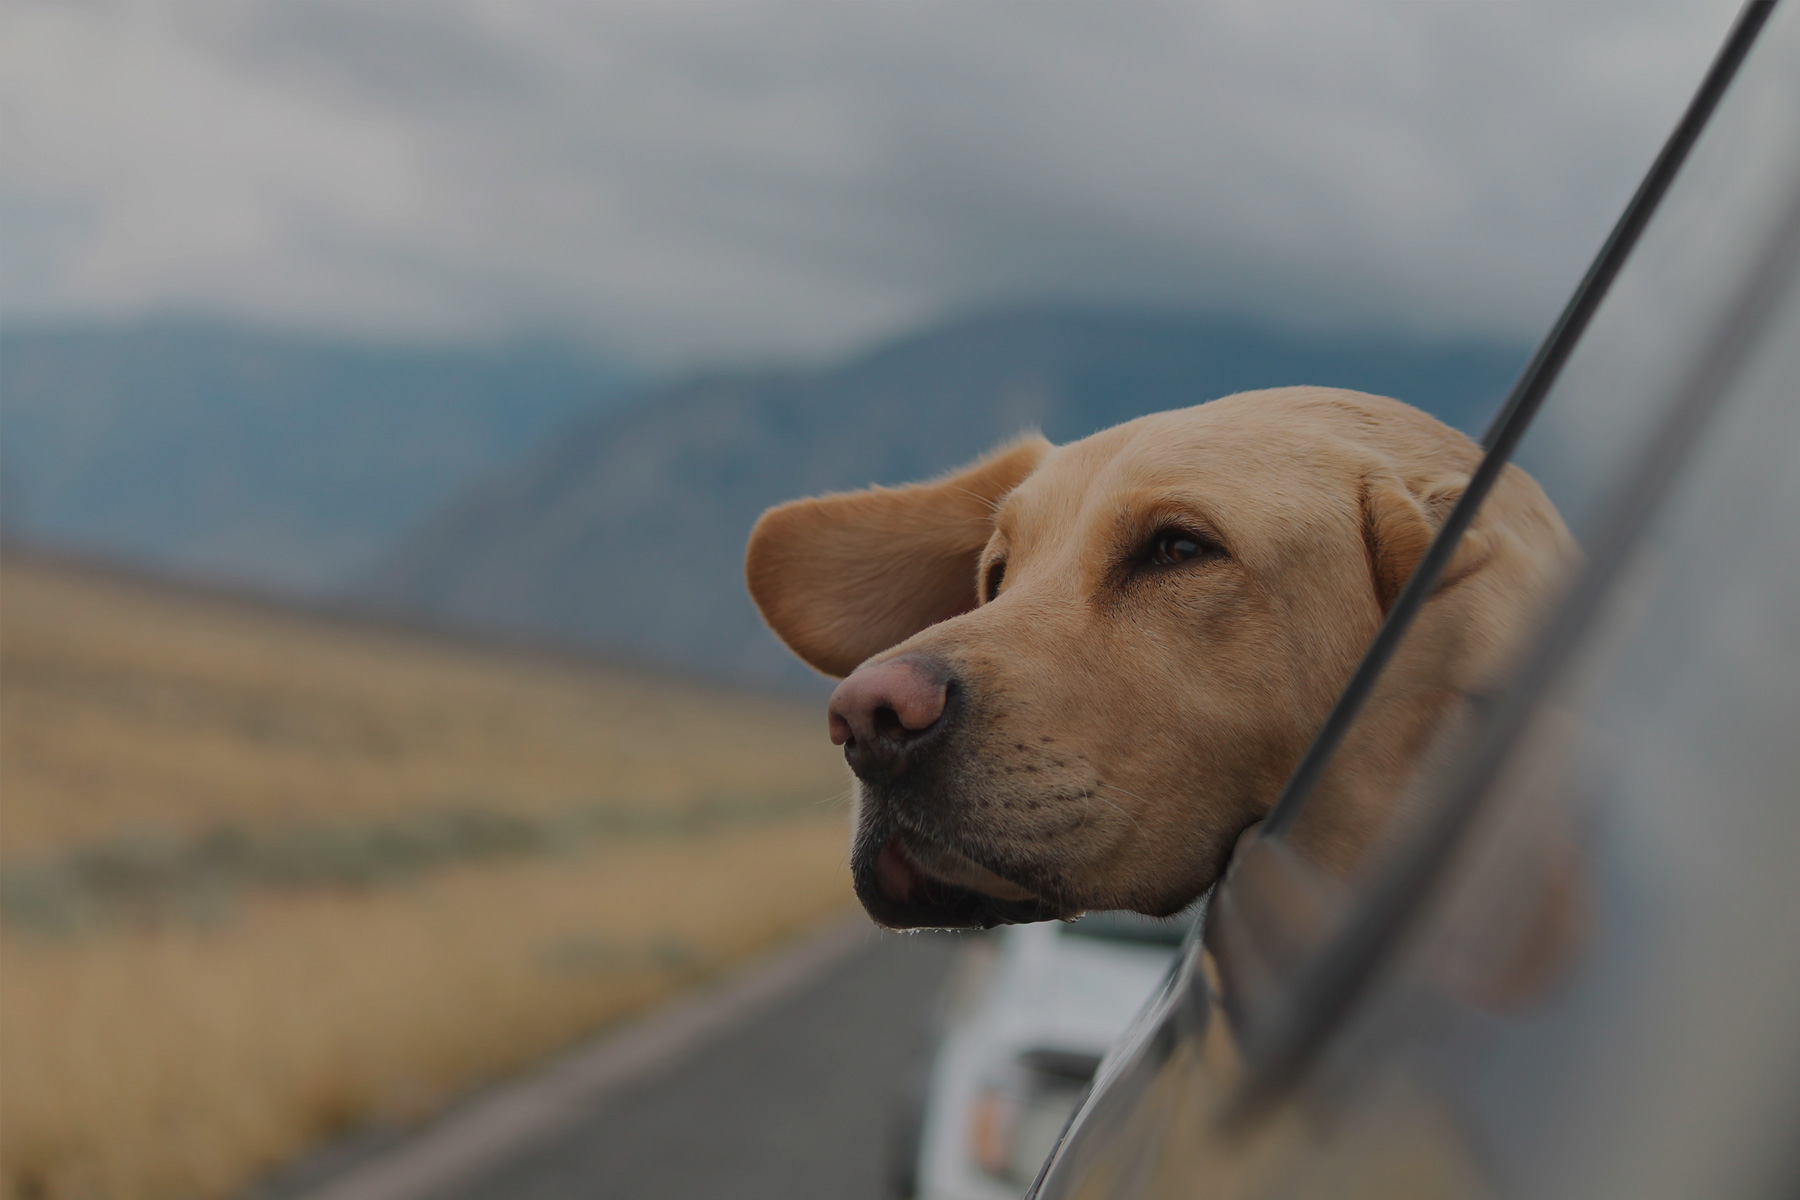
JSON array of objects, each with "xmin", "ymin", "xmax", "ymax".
[
  {"xmin": 1256, "ymin": 0, "xmax": 1784, "ymax": 883},
  {"xmin": 1193, "ymin": 0, "xmax": 1789, "ymax": 1060},
  {"xmin": 1034, "ymin": 3, "xmax": 1800, "ymax": 1196}
]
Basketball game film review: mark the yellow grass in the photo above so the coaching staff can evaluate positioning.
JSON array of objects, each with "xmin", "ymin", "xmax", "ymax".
[
  {"xmin": 0, "ymin": 555, "xmax": 855, "ymax": 1200},
  {"xmin": 0, "ymin": 555, "xmax": 842, "ymax": 854}
]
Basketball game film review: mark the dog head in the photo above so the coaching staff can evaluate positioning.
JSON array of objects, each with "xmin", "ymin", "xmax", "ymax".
[{"xmin": 746, "ymin": 388, "xmax": 1571, "ymax": 929}]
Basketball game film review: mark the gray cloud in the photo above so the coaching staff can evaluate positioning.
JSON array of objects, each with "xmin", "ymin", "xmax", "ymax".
[{"xmin": 0, "ymin": 0, "xmax": 1738, "ymax": 369}]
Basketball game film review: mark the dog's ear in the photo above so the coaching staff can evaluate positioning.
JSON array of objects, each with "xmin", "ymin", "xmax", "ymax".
[
  {"xmin": 1360, "ymin": 470, "xmax": 1486, "ymax": 613},
  {"xmin": 746, "ymin": 434, "xmax": 1052, "ymax": 677}
]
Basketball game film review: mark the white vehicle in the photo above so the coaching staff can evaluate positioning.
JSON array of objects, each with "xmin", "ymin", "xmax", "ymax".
[{"xmin": 898, "ymin": 912, "xmax": 1193, "ymax": 1200}]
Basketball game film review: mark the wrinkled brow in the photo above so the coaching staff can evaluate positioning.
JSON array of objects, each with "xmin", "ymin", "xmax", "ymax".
[{"xmin": 1100, "ymin": 493, "xmax": 1232, "ymax": 558}]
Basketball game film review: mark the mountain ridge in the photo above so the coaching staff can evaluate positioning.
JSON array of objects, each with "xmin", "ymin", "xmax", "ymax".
[
  {"xmin": 359, "ymin": 305, "xmax": 1529, "ymax": 688},
  {"xmin": 0, "ymin": 321, "xmax": 630, "ymax": 591}
]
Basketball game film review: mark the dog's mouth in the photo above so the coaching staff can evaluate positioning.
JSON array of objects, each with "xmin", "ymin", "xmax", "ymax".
[{"xmin": 853, "ymin": 831, "xmax": 1062, "ymax": 930}]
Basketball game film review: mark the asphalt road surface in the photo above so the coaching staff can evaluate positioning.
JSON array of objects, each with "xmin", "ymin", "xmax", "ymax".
[{"xmin": 432, "ymin": 929, "xmax": 965, "ymax": 1200}]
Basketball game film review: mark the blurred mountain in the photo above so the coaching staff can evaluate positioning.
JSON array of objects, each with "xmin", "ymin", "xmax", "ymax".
[
  {"xmin": 0, "ymin": 323, "xmax": 630, "ymax": 591},
  {"xmin": 358, "ymin": 306, "xmax": 1528, "ymax": 688}
]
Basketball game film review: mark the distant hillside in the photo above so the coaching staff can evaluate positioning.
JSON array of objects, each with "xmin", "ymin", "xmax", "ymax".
[
  {"xmin": 360, "ymin": 307, "xmax": 1528, "ymax": 688},
  {"xmin": 0, "ymin": 323, "xmax": 629, "ymax": 591}
]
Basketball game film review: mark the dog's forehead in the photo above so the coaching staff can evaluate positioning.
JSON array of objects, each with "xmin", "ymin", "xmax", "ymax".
[{"xmin": 997, "ymin": 404, "xmax": 1286, "ymax": 540}]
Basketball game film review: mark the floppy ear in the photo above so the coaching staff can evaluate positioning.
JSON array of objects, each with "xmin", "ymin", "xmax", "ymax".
[
  {"xmin": 1360, "ymin": 470, "xmax": 1485, "ymax": 613},
  {"xmin": 746, "ymin": 434, "xmax": 1051, "ymax": 677}
]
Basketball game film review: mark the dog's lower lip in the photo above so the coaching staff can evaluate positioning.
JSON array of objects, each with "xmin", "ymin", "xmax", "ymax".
[
  {"xmin": 875, "ymin": 837, "xmax": 921, "ymax": 904},
  {"xmin": 899, "ymin": 833, "xmax": 1038, "ymax": 902},
  {"xmin": 860, "ymin": 833, "xmax": 1059, "ymax": 930}
]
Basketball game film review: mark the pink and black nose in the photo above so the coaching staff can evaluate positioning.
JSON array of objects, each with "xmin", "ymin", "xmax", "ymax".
[{"xmin": 828, "ymin": 655, "xmax": 954, "ymax": 780}]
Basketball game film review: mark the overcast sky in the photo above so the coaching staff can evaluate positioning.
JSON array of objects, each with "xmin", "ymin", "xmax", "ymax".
[{"xmin": 1, "ymin": 1, "xmax": 1739, "ymax": 371}]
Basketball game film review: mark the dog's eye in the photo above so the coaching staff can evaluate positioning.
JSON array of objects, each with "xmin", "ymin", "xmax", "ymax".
[
  {"xmin": 1147, "ymin": 529, "xmax": 1221, "ymax": 567},
  {"xmin": 983, "ymin": 559, "xmax": 1006, "ymax": 602}
]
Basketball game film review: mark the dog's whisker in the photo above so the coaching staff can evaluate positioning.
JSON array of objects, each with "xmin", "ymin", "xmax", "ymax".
[
  {"xmin": 815, "ymin": 787, "xmax": 855, "ymax": 810},
  {"xmin": 1090, "ymin": 783, "xmax": 1148, "ymax": 833},
  {"xmin": 942, "ymin": 484, "xmax": 1005, "ymax": 516}
]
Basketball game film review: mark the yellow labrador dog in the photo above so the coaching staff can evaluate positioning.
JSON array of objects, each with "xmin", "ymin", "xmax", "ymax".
[{"xmin": 746, "ymin": 388, "xmax": 1573, "ymax": 929}]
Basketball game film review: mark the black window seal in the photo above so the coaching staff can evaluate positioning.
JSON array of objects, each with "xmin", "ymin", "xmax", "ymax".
[{"xmin": 1258, "ymin": 0, "xmax": 1777, "ymax": 842}]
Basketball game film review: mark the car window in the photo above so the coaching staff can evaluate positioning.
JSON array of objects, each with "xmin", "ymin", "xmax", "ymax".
[
  {"xmin": 1181, "ymin": 0, "xmax": 1783, "ymax": 1072},
  {"xmin": 1253, "ymin": 0, "xmax": 1785, "ymax": 900}
]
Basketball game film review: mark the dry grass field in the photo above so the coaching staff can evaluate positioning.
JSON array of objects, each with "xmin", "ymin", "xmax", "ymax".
[{"xmin": 0, "ymin": 554, "xmax": 854, "ymax": 1200}]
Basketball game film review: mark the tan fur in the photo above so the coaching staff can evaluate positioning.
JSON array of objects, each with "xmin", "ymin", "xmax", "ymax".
[{"xmin": 745, "ymin": 387, "xmax": 1574, "ymax": 919}]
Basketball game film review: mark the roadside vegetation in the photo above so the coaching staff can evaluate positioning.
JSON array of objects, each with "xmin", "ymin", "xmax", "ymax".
[{"xmin": 0, "ymin": 556, "xmax": 852, "ymax": 1200}]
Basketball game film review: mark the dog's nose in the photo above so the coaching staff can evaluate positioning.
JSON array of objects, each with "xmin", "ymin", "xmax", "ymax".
[{"xmin": 828, "ymin": 655, "xmax": 951, "ymax": 779}]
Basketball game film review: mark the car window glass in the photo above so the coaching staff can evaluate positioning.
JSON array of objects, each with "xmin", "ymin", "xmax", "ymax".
[
  {"xmin": 1280, "ymin": 181, "xmax": 1800, "ymax": 1200},
  {"xmin": 1272, "ymin": 1, "xmax": 1799, "ymax": 896}
]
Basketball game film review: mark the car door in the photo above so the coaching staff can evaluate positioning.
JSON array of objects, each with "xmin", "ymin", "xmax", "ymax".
[{"xmin": 1033, "ymin": 4, "xmax": 1800, "ymax": 1197}]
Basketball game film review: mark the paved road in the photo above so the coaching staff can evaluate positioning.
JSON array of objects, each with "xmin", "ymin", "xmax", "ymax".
[{"xmin": 431, "ymin": 930, "xmax": 963, "ymax": 1200}]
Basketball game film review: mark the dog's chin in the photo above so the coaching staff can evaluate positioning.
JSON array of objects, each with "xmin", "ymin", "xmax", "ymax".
[{"xmin": 852, "ymin": 832, "xmax": 1064, "ymax": 930}]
